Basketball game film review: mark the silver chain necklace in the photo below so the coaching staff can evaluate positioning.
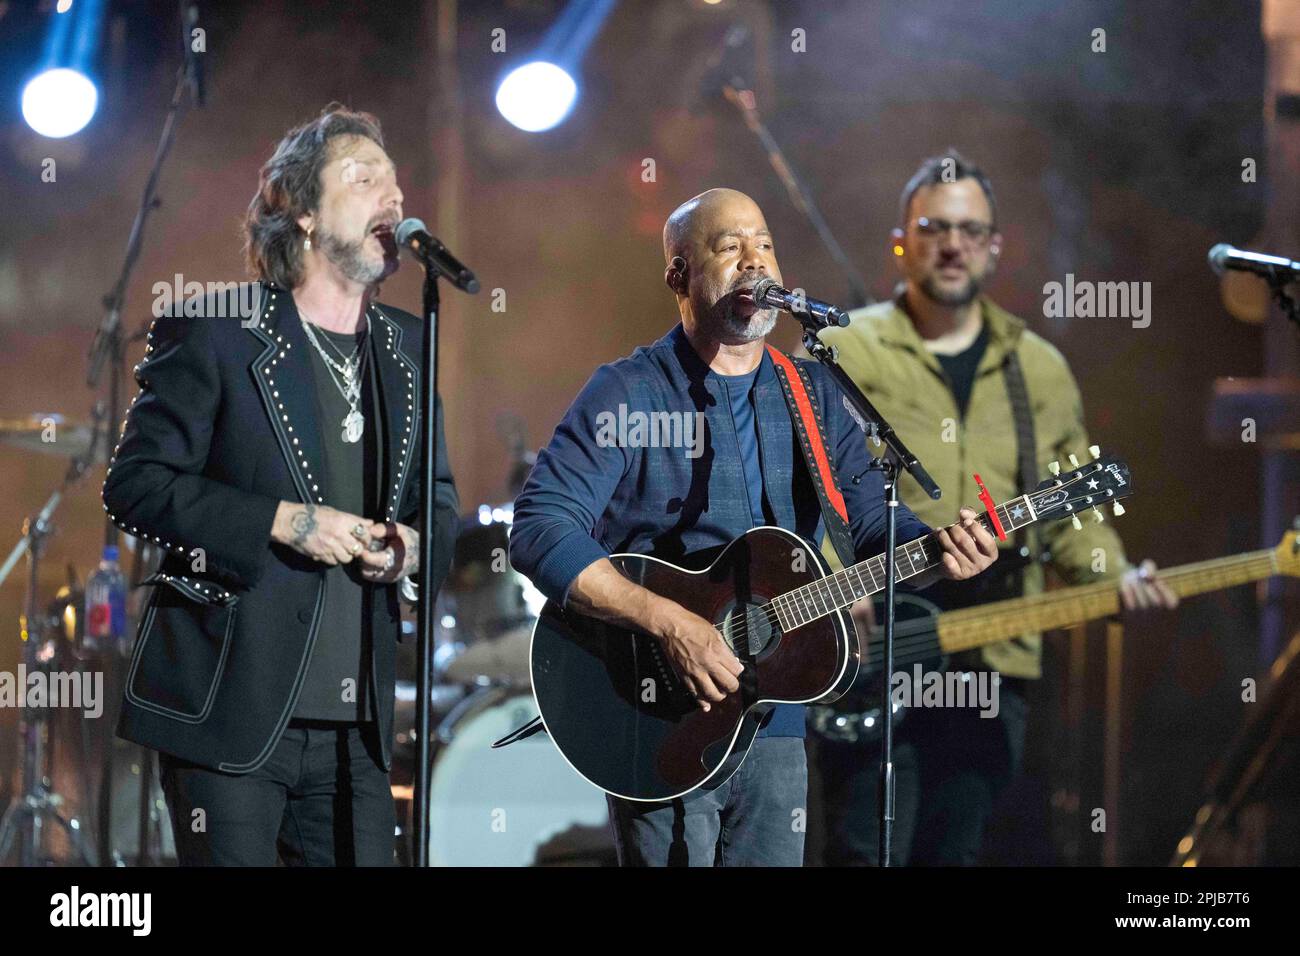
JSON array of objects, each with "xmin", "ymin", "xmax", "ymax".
[{"xmin": 300, "ymin": 311, "xmax": 371, "ymax": 443}]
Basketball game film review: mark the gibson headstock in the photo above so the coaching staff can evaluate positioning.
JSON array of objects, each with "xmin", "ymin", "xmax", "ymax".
[{"xmin": 1027, "ymin": 446, "xmax": 1133, "ymax": 530}]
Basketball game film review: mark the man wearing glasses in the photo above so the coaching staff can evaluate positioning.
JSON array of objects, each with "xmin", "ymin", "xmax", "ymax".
[{"xmin": 814, "ymin": 150, "xmax": 1176, "ymax": 865}]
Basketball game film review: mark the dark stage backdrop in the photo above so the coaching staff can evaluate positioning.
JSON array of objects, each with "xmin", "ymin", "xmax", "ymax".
[{"xmin": 0, "ymin": 0, "xmax": 1285, "ymax": 864}]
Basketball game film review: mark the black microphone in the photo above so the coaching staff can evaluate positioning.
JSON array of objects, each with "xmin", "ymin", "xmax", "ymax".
[
  {"xmin": 749, "ymin": 277, "xmax": 850, "ymax": 329},
  {"xmin": 1208, "ymin": 243, "xmax": 1300, "ymax": 282},
  {"xmin": 395, "ymin": 218, "xmax": 480, "ymax": 293}
]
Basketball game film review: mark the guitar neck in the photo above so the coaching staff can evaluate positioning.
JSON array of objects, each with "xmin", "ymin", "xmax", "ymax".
[
  {"xmin": 771, "ymin": 495, "xmax": 1039, "ymax": 632},
  {"xmin": 937, "ymin": 549, "xmax": 1280, "ymax": 653}
]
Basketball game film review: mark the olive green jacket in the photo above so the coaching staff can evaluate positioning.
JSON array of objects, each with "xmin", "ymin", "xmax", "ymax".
[{"xmin": 815, "ymin": 296, "xmax": 1130, "ymax": 679}]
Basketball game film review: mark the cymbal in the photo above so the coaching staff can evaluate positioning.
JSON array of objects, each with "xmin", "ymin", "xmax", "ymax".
[{"xmin": 0, "ymin": 414, "xmax": 98, "ymax": 460}]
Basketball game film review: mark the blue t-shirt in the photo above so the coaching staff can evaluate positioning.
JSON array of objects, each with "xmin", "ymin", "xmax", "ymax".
[{"xmin": 719, "ymin": 365, "xmax": 805, "ymax": 739}]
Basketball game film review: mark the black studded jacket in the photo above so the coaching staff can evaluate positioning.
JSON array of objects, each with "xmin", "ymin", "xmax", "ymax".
[{"xmin": 102, "ymin": 282, "xmax": 459, "ymax": 773}]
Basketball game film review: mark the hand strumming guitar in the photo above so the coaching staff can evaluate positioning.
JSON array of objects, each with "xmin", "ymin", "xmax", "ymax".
[{"xmin": 566, "ymin": 557, "xmax": 743, "ymax": 713}]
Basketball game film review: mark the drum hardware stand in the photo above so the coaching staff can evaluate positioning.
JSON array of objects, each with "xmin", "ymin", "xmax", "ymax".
[
  {"xmin": 798, "ymin": 323, "xmax": 941, "ymax": 868},
  {"xmin": 0, "ymin": 442, "xmax": 104, "ymax": 866},
  {"xmin": 82, "ymin": 7, "xmax": 204, "ymax": 862},
  {"xmin": 117, "ymin": 532, "xmax": 164, "ymax": 866}
]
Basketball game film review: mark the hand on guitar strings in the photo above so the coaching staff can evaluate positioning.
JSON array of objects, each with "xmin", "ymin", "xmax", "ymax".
[
  {"xmin": 1118, "ymin": 558, "xmax": 1178, "ymax": 615},
  {"xmin": 933, "ymin": 506, "xmax": 1000, "ymax": 581},
  {"xmin": 658, "ymin": 605, "xmax": 744, "ymax": 712}
]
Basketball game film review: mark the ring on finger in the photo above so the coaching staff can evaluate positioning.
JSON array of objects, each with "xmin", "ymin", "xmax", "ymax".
[{"xmin": 352, "ymin": 523, "xmax": 368, "ymax": 540}]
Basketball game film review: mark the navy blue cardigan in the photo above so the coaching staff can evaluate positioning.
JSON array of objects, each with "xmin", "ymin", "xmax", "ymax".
[{"xmin": 510, "ymin": 323, "xmax": 930, "ymax": 735}]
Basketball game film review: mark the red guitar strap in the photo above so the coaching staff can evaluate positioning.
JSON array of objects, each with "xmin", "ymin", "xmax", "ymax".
[{"xmin": 766, "ymin": 346, "xmax": 857, "ymax": 570}]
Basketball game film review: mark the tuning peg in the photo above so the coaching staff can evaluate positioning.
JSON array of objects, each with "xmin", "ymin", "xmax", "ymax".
[
  {"xmin": 1071, "ymin": 514, "xmax": 1083, "ymax": 531},
  {"xmin": 1068, "ymin": 454, "xmax": 1080, "ymax": 468},
  {"xmin": 1112, "ymin": 502, "xmax": 1125, "ymax": 517},
  {"xmin": 1088, "ymin": 444, "xmax": 1100, "ymax": 459},
  {"xmin": 1091, "ymin": 506, "xmax": 1105, "ymax": 524},
  {"xmin": 1048, "ymin": 461, "xmax": 1061, "ymax": 476}
]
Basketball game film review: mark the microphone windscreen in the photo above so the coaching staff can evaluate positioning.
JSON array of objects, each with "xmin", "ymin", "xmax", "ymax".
[
  {"xmin": 1207, "ymin": 243, "xmax": 1232, "ymax": 275},
  {"xmin": 395, "ymin": 218, "xmax": 427, "ymax": 246},
  {"xmin": 751, "ymin": 276, "xmax": 778, "ymax": 305}
]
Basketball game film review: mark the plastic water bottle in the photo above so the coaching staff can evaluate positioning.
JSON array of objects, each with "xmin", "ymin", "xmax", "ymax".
[{"xmin": 85, "ymin": 545, "xmax": 128, "ymax": 654}]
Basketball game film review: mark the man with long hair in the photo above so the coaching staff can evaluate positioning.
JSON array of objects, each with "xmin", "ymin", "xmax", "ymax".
[{"xmin": 103, "ymin": 104, "xmax": 459, "ymax": 865}]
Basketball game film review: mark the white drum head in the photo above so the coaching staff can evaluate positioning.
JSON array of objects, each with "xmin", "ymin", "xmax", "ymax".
[{"xmin": 428, "ymin": 692, "xmax": 612, "ymax": 866}]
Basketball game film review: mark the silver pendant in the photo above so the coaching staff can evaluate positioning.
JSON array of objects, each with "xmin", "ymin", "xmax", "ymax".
[{"xmin": 342, "ymin": 409, "xmax": 364, "ymax": 443}]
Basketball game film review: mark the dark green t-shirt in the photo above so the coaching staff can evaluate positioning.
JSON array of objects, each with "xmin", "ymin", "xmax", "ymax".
[{"xmin": 292, "ymin": 322, "xmax": 382, "ymax": 722}]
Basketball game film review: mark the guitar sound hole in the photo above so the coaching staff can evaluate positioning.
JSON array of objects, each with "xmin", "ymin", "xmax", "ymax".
[{"xmin": 720, "ymin": 601, "xmax": 779, "ymax": 659}]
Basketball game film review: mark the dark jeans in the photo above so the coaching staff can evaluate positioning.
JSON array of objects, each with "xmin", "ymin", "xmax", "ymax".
[
  {"xmin": 158, "ymin": 720, "xmax": 395, "ymax": 866},
  {"xmin": 606, "ymin": 736, "xmax": 807, "ymax": 866},
  {"xmin": 820, "ymin": 674, "xmax": 1028, "ymax": 866}
]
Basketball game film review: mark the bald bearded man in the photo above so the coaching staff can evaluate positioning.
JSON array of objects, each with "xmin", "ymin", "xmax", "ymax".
[{"xmin": 510, "ymin": 188, "xmax": 998, "ymax": 866}]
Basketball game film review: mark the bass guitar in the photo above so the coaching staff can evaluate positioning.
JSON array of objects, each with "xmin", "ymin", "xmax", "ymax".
[{"xmin": 811, "ymin": 527, "xmax": 1300, "ymax": 744}]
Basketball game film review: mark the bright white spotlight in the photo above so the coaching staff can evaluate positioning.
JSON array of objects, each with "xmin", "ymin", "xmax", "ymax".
[
  {"xmin": 495, "ymin": 61, "xmax": 578, "ymax": 132},
  {"xmin": 21, "ymin": 67, "xmax": 98, "ymax": 138}
]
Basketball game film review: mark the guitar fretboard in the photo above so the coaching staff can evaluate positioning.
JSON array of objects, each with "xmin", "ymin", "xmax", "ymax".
[
  {"xmin": 937, "ymin": 549, "xmax": 1281, "ymax": 652},
  {"xmin": 770, "ymin": 496, "xmax": 1038, "ymax": 631}
]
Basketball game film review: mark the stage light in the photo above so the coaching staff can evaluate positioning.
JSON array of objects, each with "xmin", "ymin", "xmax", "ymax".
[
  {"xmin": 495, "ymin": 0, "xmax": 617, "ymax": 132},
  {"xmin": 496, "ymin": 61, "xmax": 578, "ymax": 132},
  {"xmin": 21, "ymin": 67, "xmax": 98, "ymax": 138},
  {"xmin": 22, "ymin": 0, "xmax": 105, "ymax": 138}
]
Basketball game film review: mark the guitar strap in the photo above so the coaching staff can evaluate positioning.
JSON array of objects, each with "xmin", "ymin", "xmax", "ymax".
[
  {"xmin": 1001, "ymin": 348, "xmax": 1040, "ymax": 568},
  {"xmin": 497, "ymin": 350, "xmax": 862, "ymax": 752},
  {"xmin": 496, "ymin": 351, "xmax": 860, "ymax": 751},
  {"xmin": 766, "ymin": 346, "xmax": 858, "ymax": 571}
]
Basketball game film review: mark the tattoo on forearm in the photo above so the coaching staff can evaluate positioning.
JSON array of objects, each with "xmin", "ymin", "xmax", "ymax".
[
  {"xmin": 290, "ymin": 504, "xmax": 318, "ymax": 548},
  {"xmin": 404, "ymin": 532, "xmax": 419, "ymax": 576}
]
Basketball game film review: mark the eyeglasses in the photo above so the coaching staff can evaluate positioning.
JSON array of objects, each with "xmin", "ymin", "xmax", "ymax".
[{"xmin": 911, "ymin": 217, "xmax": 995, "ymax": 246}]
